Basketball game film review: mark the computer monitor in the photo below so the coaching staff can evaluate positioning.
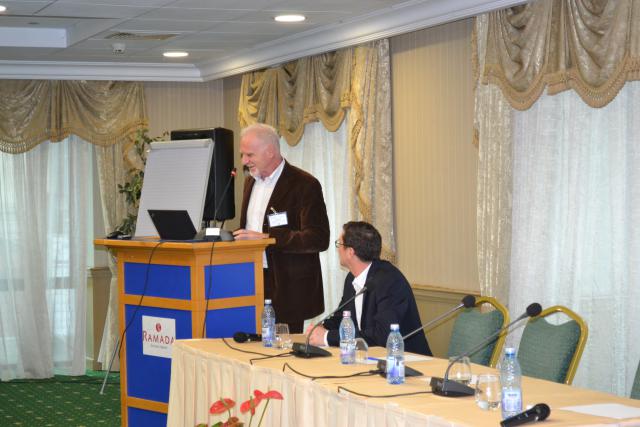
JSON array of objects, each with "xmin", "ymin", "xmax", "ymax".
[{"xmin": 170, "ymin": 128, "xmax": 235, "ymax": 223}]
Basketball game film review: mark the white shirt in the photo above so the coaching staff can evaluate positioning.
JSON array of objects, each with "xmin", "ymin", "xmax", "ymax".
[
  {"xmin": 246, "ymin": 159, "xmax": 285, "ymax": 267},
  {"xmin": 351, "ymin": 262, "xmax": 372, "ymax": 328},
  {"xmin": 323, "ymin": 262, "xmax": 372, "ymax": 346}
]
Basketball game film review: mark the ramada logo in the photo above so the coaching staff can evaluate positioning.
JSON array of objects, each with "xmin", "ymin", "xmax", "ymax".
[{"xmin": 143, "ymin": 325, "xmax": 174, "ymax": 345}]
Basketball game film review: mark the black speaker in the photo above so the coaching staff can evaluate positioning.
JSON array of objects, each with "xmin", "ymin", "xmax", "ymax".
[{"xmin": 170, "ymin": 127, "xmax": 235, "ymax": 222}]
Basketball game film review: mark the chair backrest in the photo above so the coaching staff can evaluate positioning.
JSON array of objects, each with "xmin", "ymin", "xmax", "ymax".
[
  {"xmin": 517, "ymin": 305, "xmax": 588, "ymax": 385},
  {"xmin": 631, "ymin": 360, "xmax": 640, "ymax": 399},
  {"xmin": 447, "ymin": 296, "xmax": 509, "ymax": 367}
]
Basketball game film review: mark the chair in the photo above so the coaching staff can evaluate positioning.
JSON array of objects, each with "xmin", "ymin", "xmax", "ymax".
[
  {"xmin": 447, "ymin": 296, "xmax": 509, "ymax": 367},
  {"xmin": 517, "ymin": 305, "xmax": 588, "ymax": 385},
  {"xmin": 631, "ymin": 361, "xmax": 640, "ymax": 399}
]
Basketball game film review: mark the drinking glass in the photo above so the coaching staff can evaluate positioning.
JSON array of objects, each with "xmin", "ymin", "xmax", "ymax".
[
  {"xmin": 354, "ymin": 338, "xmax": 369, "ymax": 364},
  {"xmin": 448, "ymin": 356, "xmax": 472, "ymax": 385},
  {"xmin": 475, "ymin": 374, "xmax": 501, "ymax": 410},
  {"xmin": 274, "ymin": 323, "xmax": 292, "ymax": 349}
]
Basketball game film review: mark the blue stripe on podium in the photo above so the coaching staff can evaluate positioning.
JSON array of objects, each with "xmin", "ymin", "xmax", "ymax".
[
  {"xmin": 124, "ymin": 263, "xmax": 191, "ymax": 300},
  {"xmin": 204, "ymin": 262, "xmax": 254, "ymax": 299}
]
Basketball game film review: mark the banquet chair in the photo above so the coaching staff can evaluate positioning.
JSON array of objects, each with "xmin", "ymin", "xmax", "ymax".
[
  {"xmin": 447, "ymin": 296, "xmax": 509, "ymax": 367},
  {"xmin": 517, "ymin": 305, "xmax": 588, "ymax": 385},
  {"xmin": 631, "ymin": 360, "xmax": 640, "ymax": 399}
]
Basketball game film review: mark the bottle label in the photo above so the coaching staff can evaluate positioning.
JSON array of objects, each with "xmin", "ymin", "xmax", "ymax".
[
  {"xmin": 386, "ymin": 356, "xmax": 405, "ymax": 383},
  {"xmin": 502, "ymin": 389, "xmax": 522, "ymax": 412}
]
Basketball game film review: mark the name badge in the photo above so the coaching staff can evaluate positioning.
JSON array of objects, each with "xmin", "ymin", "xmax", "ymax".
[{"xmin": 268, "ymin": 211, "xmax": 288, "ymax": 227}]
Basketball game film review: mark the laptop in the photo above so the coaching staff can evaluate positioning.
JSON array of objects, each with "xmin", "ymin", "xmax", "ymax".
[{"xmin": 148, "ymin": 209, "xmax": 199, "ymax": 240}]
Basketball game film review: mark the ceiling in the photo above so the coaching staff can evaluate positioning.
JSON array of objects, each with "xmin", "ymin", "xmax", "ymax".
[{"xmin": 0, "ymin": 0, "xmax": 523, "ymax": 81}]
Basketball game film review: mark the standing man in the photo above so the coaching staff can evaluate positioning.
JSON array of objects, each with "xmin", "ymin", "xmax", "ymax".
[
  {"xmin": 307, "ymin": 221, "xmax": 431, "ymax": 355},
  {"xmin": 233, "ymin": 123, "xmax": 330, "ymax": 333}
]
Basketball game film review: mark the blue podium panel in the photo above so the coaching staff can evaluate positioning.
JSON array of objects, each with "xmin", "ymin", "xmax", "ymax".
[
  {"xmin": 124, "ymin": 262, "xmax": 191, "ymax": 300},
  {"xmin": 128, "ymin": 407, "xmax": 167, "ymax": 427},
  {"xmin": 206, "ymin": 306, "xmax": 256, "ymax": 338},
  {"xmin": 125, "ymin": 305, "xmax": 192, "ymax": 403},
  {"xmin": 204, "ymin": 262, "xmax": 254, "ymax": 299}
]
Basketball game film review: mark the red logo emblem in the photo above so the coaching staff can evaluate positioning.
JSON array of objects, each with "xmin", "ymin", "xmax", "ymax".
[{"xmin": 156, "ymin": 323, "xmax": 162, "ymax": 332}]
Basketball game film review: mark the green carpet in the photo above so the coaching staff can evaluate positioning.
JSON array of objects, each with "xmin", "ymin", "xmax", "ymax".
[{"xmin": 0, "ymin": 371, "xmax": 121, "ymax": 427}]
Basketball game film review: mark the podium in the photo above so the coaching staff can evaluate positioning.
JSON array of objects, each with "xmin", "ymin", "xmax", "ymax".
[{"xmin": 94, "ymin": 238, "xmax": 274, "ymax": 427}]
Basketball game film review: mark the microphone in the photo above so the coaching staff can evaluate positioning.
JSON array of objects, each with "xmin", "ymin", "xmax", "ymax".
[
  {"xmin": 233, "ymin": 332, "xmax": 262, "ymax": 343},
  {"xmin": 204, "ymin": 168, "xmax": 236, "ymax": 241},
  {"xmin": 500, "ymin": 403, "xmax": 550, "ymax": 427},
  {"xmin": 430, "ymin": 302, "xmax": 543, "ymax": 397},
  {"xmin": 292, "ymin": 282, "xmax": 375, "ymax": 358},
  {"xmin": 402, "ymin": 295, "xmax": 476, "ymax": 341}
]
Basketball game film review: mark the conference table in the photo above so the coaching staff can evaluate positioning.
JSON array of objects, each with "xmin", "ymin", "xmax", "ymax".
[{"xmin": 167, "ymin": 338, "xmax": 640, "ymax": 426}]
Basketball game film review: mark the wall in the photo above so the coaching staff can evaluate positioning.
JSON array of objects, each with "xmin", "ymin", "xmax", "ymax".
[
  {"xmin": 391, "ymin": 19, "xmax": 479, "ymax": 293},
  {"xmin": 144, "ymin": 80, "xmax": 225, "ymax": 139}
]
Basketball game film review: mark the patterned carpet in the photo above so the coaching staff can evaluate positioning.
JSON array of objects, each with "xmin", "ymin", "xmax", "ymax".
[{"xmin": 0, "ymin": 371, "xmax": 121, "ymax": 427}]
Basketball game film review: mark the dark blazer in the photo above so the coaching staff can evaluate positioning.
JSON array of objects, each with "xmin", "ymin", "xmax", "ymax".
[
  {"xmin": 240, "ymin": 161, "xmax": 330, "ymax": 323},
  {"xmin": 323, "ymin": 259, "xmax": 431, "ymax": 356}
]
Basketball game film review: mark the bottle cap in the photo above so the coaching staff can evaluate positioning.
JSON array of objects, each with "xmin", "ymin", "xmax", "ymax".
[
  {"xmin": 390, "ymin": 323, "xmax": 399, "ymax": 331},
  {"xmin": 265, "ymin": 299, "xmax": 272, "ymax": 304},
  {"xmin": 505, "ymin": 347, "xmax": 516, "ymax": 355},
  {"xmin": 342, "ymin": 310, "xmax": 351, "ymax": 317}
]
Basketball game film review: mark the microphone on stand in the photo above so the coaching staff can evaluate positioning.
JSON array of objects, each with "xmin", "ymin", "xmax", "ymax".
[
  {"xmin": 292, "ymin": 281, "xmax": 376, "ymax": 358},
  {"xmin": 430, "ymin": 302, "xmax": 543, "ymax": 397},
  {"xmin": 500, "ymin": 403, "xmax": 550, "ymax": 427},
  {"xmin": 203, "ymin": 168, "xmax": 236, "ymax": 241},
  {"xmin": 403, "ymin": 295, "xmax": 476, "ymax": 341},
  {"xmin": 375, "ymin": 295, "xmax": 477, "ymax": 377}
]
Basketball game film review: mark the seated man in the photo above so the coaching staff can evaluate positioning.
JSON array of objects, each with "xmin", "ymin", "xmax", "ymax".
[{"xmin": 307, "ymin": 221, "xmax": 431, "ymax": 355}]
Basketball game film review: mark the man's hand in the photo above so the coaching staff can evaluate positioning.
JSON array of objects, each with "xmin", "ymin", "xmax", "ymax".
[
  {"xmin": 233, "ymin": 229, "xmax": 268, "ymax": 240},
  {"xmin": 305, "ymin": 323, "xmax": 328, "ymax": 346}
]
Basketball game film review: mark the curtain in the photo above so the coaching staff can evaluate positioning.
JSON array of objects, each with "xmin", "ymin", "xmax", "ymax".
[
  {"xmin": 475, "ymin": 14, "xmax": 514, "ymax": 302},
  {"xmin": 279, "ymin": 119, "xmax": 352, "ymax": 320},
  {"xmin": 238, "ymin": 39, "xmax": 395, "ymax": 260},
  {"xmin": 0, "ymin": 80, "xmax": 147, "ymax": 153},
  {"xmin": 508, "ymin": 82, "xmax": 640, "ymax": 395},
  {"xmin": 483, "ymin": 0, "xmax": 640, "ymax": 110},
  {"xmin": 0, "ymin": 136, "xmax": 93, "ymax": 380}
]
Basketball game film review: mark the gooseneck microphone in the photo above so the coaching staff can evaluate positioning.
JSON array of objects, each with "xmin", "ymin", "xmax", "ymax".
[
  {"xmin": 430, "ymin": 302, "xmax": 543, "ymax": 397},
  {"xmin": 292, "ymin": 282, "xmax": 374, "ymax": 358},
  {"xmin": 233, "ymin": 332, "xmax": 262, "ymax": 343},
  {"xmin": 500, "ymin": 403, "xmax": 550, "ymax": 427},
  {"xmin": 402, "ymin": 295, "xmax": 476, "ymax": 341}
]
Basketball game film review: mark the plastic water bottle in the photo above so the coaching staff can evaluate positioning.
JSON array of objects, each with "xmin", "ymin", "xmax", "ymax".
[
  {"xmin": 261, "ymin": 299, "xmax": 276, "ymax": 348},
  {"xmin": 500, "ymin": 347, "xmax": 522, "ymax": 418},
  {"xmin": 386, "ymin": 324, "xmax": 405, "ymax": 384},
  {"xmin": 339, "ymin": 310, "xmax": 356, "ymax": 364}
]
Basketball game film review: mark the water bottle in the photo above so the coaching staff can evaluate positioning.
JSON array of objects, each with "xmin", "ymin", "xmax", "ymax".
[
  {"xmin": 500, "ymin": 347, "xmax": 522, "ymax": 418},
  {"xmin": 339, "ymin": 310, "xmax": 356, "ymax": 364},
  {"xmin": 261, "ymin": 299, "xmax": 276, "ymax": 348},
  {"xmin": 386, "ymin": 324, "xmax": 405, "ymax": 384}
]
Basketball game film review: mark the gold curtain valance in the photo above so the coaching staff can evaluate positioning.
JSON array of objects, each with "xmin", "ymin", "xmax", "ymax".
[
  {"xmin": 482, "ymin": 0, "xmax": 640, "ymax": 109},
  {"xmin": 0, "ymin": 80, "xmax": 147, "ymax": 154},
  {"xmin": 238, "ymin": 49, "xmax": 352, "ymax": 146}
]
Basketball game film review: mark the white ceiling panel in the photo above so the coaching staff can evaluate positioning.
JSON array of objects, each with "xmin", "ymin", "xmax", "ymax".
[{"xmin": 0, "ymin": 0, "xmax": 526, "ymax": 80}]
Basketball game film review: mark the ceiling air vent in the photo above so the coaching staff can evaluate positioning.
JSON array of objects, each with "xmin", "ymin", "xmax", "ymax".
[{"xmin": 106, "ymin": 32, "xmax": 178, "ymax": 41}]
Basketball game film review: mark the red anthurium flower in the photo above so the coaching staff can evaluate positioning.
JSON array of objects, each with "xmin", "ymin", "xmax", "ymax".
[
  {"xmin": 253, "ymin": 390, "xmax": 266, "ymax": 405},
  {"xmin": 264, "ymin": 390, "xmax": 283, "ymax": 400},
  {"xmin": 240, "ymin": 396, "xmax": 257, "ymax": 415},
  {"xmin": 210, "ymin": 398, "xmax": 235, "ymax": 415}
]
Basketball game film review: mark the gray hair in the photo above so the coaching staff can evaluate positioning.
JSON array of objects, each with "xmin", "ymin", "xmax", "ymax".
[{"xmin": 241, "ymin": 123, "xmax": 280, "ymax": 151}]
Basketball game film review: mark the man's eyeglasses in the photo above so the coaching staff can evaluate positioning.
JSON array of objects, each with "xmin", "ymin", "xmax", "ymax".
[{"xmin": 334, "ymin": 240, "xmax": 348, "ymax": 248}]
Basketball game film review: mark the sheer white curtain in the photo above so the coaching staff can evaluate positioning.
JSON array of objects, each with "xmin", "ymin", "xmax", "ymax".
[
  {"xmin": 509, "ymin": 82, "xmax": 640, "ymax": 395},
  {"xmin": 0, "ymin": 136, "xmax": 93, "ymax": 380},
  {"xmin": 279, "ymin": 118, "xmax": 352, "ymax": 322}
]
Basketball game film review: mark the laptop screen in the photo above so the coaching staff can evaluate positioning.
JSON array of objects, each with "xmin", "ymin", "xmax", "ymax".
[{"xmin": 147, "ymin": 209, "xmax": 198, "ymax": 240}]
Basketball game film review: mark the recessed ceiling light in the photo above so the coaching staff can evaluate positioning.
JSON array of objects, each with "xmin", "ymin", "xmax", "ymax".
[
  {"xmin": 0, "ymin": 5, "xmax": 7, "ymax": 13},
  {"xmin": 274, "ymin": 14, "xmax": 305, "ymax": 23},
  {"xmin": 163, "ymin": 51, "xmax": 188, "ymax": 58}
]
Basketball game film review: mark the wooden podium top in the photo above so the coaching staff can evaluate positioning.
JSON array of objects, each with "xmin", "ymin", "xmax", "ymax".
[{"xmin": 94, "ymin": 237, "xmax": 275, "ymax": 253}]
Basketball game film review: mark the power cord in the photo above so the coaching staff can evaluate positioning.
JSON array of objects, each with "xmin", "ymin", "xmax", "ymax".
[
  {"xmin": 337, "ymin": 386, "xmax": 434, "ymax": 398},
  {"xmin": 282, "ymin": 362, "xmax": 378, "ymax": 381}
]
